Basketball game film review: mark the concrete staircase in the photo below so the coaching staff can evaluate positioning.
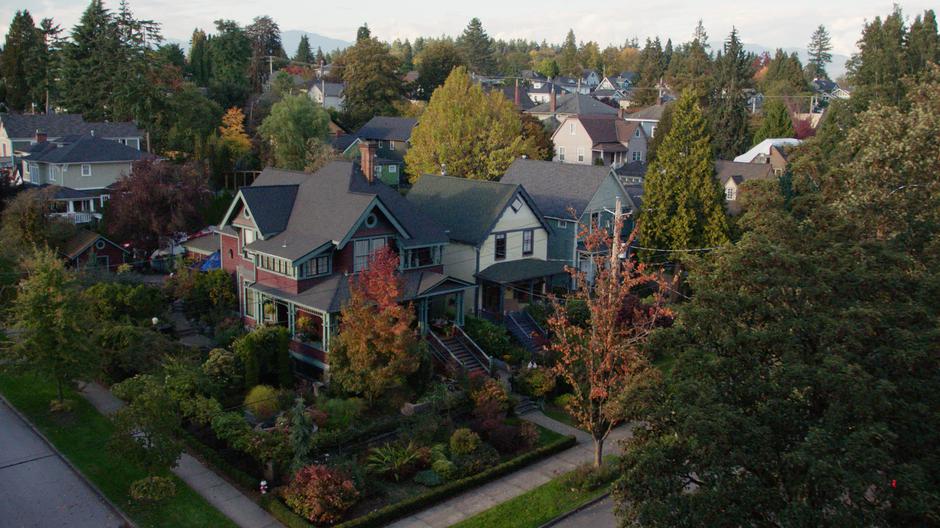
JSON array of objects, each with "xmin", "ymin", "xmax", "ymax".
[{"xmin": 514, "ymin": 395, "xmax": 539, "ymax": 415}]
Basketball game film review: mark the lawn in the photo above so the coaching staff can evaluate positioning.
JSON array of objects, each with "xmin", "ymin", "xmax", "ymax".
[
  {"xmin": 542, "ymin": 403, "xmax": 581, "ymax": 431},
  {"xmin": 450, "ymin": 463, "xmax": 610, "ymax": 528},
  {"xmin": 0, "ymin": 373, "xmax": 237, "ymax": 528}
]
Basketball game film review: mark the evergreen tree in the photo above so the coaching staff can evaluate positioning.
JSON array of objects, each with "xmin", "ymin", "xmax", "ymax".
[
  {"xmin": 293, "ymin": 34, "xmax": 314, "ymax": 64},
  {"xmin": 1, "ymin": 10, "xmax": 44, "ymax": 111},
  {"xmin": 314, "ymin": 46, "xmax": 325, "ymax": 65},
  {"xmin": 666, "ymin": 22, "xmax": 713, "ymax": 102},
  {"xmin": 806, "ymin": 24, "xmax": 833, "ymax": 79},
  {"xmin": 405, "ymin": 67, "xmax": 535, "ymax": 181},
  {"xmin": 762, "ymin": 49, "xmax": 807, "ymax": 95},
  {"xmin": 58, "ymin": 0, "xmax": 119, "ymax": 120},
  {"xmin": 638, "ymin": 89, "xmax": 729, "ymax": 262},
  {"xmin": 342, "ymin": 36, "xmax": 403, "ymax": 127},
  {"xmin": 692, "ymin": 18, "xmax": 708, "ymax": 47},
  {"xmin": 634, "ymin": 38, "xmax": 665, "ymax": 106},
  {"xmin": 906, "ymin": 10, "xmax": 939, "ymax": 76},
  {"xmin": 188, "ymin": 28, "xmax": 211, "ymax": 85},
  {"xmin": 847, "ymin": 7, "xmax": 908, "ymax": 109},
  {"xmin": 753, "ymin": 99, "xmax": 795, "ymax": 144},
  {"xmin": 559, "ymin": 29, "xmax": 579, "ymax": 76},
  {"xmin": 356, "ymin": 23, "xmax": 371, "ymax": 43},
  {"xmin": 709, "ymin": 27, "xmax": 753, "ymax": 158},
  {"xmin": 457, "ymin": 18, "xmax": 496, "ymax": 75},
  {"xmin": 207, "ymin": 19, "xmax": 251, "ymax": 108}
]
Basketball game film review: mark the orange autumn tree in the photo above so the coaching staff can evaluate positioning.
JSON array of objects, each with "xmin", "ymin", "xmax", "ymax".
[
  {"xmin": 219, "ymin": 107, "xmax": 252, "ymax": 159},
  {"xmin": 331, "ymin": 247, "xmax": 422, "ymax": 405},
  {"xmin": 549, "ymin": 201, "xmax": 672, "ymax": 466}
]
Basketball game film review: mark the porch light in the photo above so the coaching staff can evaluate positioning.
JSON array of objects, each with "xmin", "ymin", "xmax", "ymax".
[{"xmin": 152, "ymin": 317, "xmax": 159, "ymax": 326}]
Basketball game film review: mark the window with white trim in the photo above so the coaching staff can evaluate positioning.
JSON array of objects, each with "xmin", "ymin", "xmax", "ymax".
[
  {"xmin": 49, "ymin": 165, "xmax": 56, "ymax": 182},
  {"xmin": 494, "ymin": 233, "xmax": 507, "ymax": 260},
  {"xmin": 389, "ymin": 164, "xmax": 397, "ymax": 173},
  {"xmin": 510, "ymin": 196, "xmax": 523, "ymax": 213},
  {"xmin": 557, "ymin": 220, "xmax": 569, "ymax": 229},
  {"xmin": 577, "ymin": 147, "xmax": 585, "ymax": 162},
  {"xmin": 632, "ymin": 151, "xmax": 642, "ymax": 162},
  {"xmin": 569, "ymin": 123, "xmax": 575, "ymax": 135},
  {"xmin": 522, "ymin": 229, "xmax": 534, "ymax": 256},
  {"xmin": 81, "ymin": 164, "xmax": 91, "ymax": 177},
  {"xmin": 353, "ymin": 237, "xmax": 386, "ymax": 272},
  {"xmin": 725, "ymin": 187, "xmax": 736, "ymax": 201},
  {"xmin": 244, "ymin": 284, "xmax": 257, "ymax": 319},
  {"xmin": 634, "ymin": 128, "xmax": 640, "ymax": 137},
  {"xmin": 558, "ymin": 146, "xmax": 566, "ymax": 161}
]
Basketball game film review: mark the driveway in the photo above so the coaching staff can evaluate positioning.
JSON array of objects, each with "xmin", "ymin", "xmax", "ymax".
[
  {"xmin": 0, "ymin": 398, "xmax": 125, "ymax": 528},
  {"xmin": 553, "ymin": 496, "xmax": 617, "ymax": 528}
]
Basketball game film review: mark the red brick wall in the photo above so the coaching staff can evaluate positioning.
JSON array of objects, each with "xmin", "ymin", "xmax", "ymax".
[{"xmin": 256, "ymin": 268, "xmax": 299, "ymax": 294}]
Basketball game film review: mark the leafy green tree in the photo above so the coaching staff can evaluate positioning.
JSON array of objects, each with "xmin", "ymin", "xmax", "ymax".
[
  {"xmin": 806, "ymin": 24, "xmax": 833, "ymax": 79},
  {"xmin": 753, "ymin": 99, "xmax": 795, "ymax": 144},
  {"xmin": 246, "ymin": 15, "xmax": 286, "ymax": 92},
  {"xmin": 258, "ymin": 94, "xmax": 330, "ymax": 170},
  {"xmin": 5, "ymin": 248, "xmax": 96, "ymax": 403},
  {"xmin": 405, "ymin": 67, "xmax": 535, "ymax": 181},
  {"xmin": 709, "ymin": 27, "xmax": 753, "ymax": 159},
  {"xmin": 520, "ymin": 113, "xmax": 554, "ymax": 161},
  {"xmin": 457, "ymin": 18, "xmax": 496, "ymax": 75},
  {"xmin": 1, "ymin": 10, "xmax": 45, "ymax": 110},
  {"xmin": 341, "ymin": 36, "xmax": 403, "ymax": 128},
  {"xmin": 156, "ymin": 84, "xmax": 223, "ymax": 153},
  {"xmin": 188, "ymin": 28, "xmax": 211, "ymax": 85},
  {"xmin": 639, "ymin": 90, "xmax": 729, "ymax": 262},
  {"xmin": 0, "ymin": 188, "xmax": 77, "ymax": 262},
  {"xmin": 536, "ymin": 57, "xmax": 560, "ymax": 79},
  {"xmin": 293, "ymin": 34, "xmax": 314, "ymax": 64},
  {"xmin": 111, "ymin": 374, "xmax": 184, "ymax": 484},
  {"xmin": 559, "ymin": 29, "xmax": 579, "ymax": 76},
  {"xmin": 414, "ymin": 40, "xmax": 465, "ymax": 100}
]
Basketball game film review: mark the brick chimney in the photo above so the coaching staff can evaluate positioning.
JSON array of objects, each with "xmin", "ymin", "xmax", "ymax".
[
  {"xmin": 549, "ymin": 84, "xmax": 556, "ymax": 113},
  {"xmin": 359, "ymin": 140, "xmax": 376, "ymax": 184},
  {"xmin": 514, "ymin": 78, "xmax": 521, "ymax": 108},
  {"xmin": 34, "ymin": 129, "xmax": 47, "ymax": 143}
]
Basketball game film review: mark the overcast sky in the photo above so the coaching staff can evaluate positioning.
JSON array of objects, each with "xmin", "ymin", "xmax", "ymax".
[{"xmin": 1, "ymin": 0, "xmax": 935, "ymax": 57}]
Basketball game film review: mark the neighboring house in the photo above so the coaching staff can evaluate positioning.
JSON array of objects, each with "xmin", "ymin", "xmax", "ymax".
[
  {"xmin": 407, "ymin": 174, "xmax": 565, "ymax": 320},
  {"xmin": 597, "ymin": 72, "xmax": 636, "ymax": 91},
  {"xmin": 0, "ymin": 113, "xmax": 143, "ymax": 171},
  {"xmin": 485, "ymin": 80, "xmax": 537, "ymax": 111},
  {"xmin": 591, "ymin": 87, "xmax": 627, "ymax": 105},
  {"xmin": 812, "ymin": 78, "xmax": 851, "ymax": 102},
  {"xmin": 716, "ymin": 160, "xmax": 775, "ymax": 214},
  {"xmin": 308, "ymin": 80, "xmax": 345, "ymax": 110},
  {"xmin": 59, "ymin": 229, "xmax": 129, "ymax": 271},
  {"xmin": 339, "ymin": 117, "xmax": 418, "ymax": 187},
  {"xmin": 219, "ymin": 144, "xmax": 475, "ymax": 379},
  {"xmin": 182, "ymin": 231, "xmax": 221, "ymax": 262},
  {"xmin": 622, "ymin": 103, "xmax": 670, "ymax": 138},
  {"xmin": 734, "ymin": 138, "xmax": 802, "ymax": 175},
  {"xmin": 551, "ymin": 115, "xmax": 648, "ymax": 167},
  {"xmin": 581, "ymin": 69, "xmax": 601, "ymax": 88},
  {"xmin": 525, "ymin": 92, "xmax": 619, "ymax": 124},
  {"xmin": 526, "ymin": 80, "xmax": 557, "ymax": 104},
  {"xmin": 19, "ymin": 134, "xmax": 151, "ymax": 224},
  {"xmin": 500, "ymin": 158, "xmax": 638, "ymax": 285}
]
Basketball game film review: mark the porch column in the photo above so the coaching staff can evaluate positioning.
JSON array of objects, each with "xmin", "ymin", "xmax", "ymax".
[
  {"xmin": 418, "ymin": 298, "xmax": 428, "ymax": 336},
  {"xmin": 322, "ymin": 312, "xmax": 330, "ymax": 352},
  {"xmin": 288, "ymin": 304, "xmax": 295, "ymax": 335},
  {"xmin": 498, "ymin": 284, "xmax": 505, "ymax": 317},
  {"xmin": 456, "ymin": 291, "xmax": 465, "ymax": 327}
]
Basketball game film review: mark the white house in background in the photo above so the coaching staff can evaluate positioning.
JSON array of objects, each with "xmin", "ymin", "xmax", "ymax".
[
  {"xmin": 734, "ymin": 138, "xmax": 802, "ymax": 163},
  {"xmin": 308, "ymin": 81, "xmax": 345, "ymax": 111}
]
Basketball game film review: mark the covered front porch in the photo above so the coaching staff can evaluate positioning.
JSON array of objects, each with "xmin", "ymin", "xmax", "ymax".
[{"xmin": 476, "ymin": 258, "xmax": 568, "ymax": 321}]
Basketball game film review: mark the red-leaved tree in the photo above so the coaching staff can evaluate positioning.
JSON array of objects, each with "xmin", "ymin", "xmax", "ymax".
[
  {"xmin": 549, "ymin": 201, "xmax": 672, "ymax": 466},
  {"xmin": 331, "ymin": 247, "xmax": 422, "ymax": 405},
  {"xmin": 105, "ymin": 159, "xmax": 211, "ymax": 255}
]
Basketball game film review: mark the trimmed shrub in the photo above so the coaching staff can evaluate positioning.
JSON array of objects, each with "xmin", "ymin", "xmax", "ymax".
[
  {"xmin": 245, "ymin": 385, "xmax": 279, "ymax": 421},
  {"xmin": 553, "ymin": 393, "xmax": 575, "ymax": 409},
  {"xmin": 318, "ymin": 398, "xmax": 365, "ymax": 431},
  {"xmin": 234, "ymin": 325, "xmax": 292, "ymax": 389},
  {"xmin": 281, "ymin": 465, "xmax": 359, "ymax": 525},
  {"xmin": 84, "ymin": 282, "xmax": 165, "ymax": 323},
  {"xmin": 129, "ymin": 476, "xmax": 177, "ymax": 502},
  {"xmin": 449, "ymin": 428, "xmax": 481, "ymax": 456},
  {"xmin": 487, "ymin": 424, "xmax": 520, "ymax": 454},
  {"xmin": 562, "ymin": 461, "xmax": 618, "ymax": 492},
  {"xmin": 413, "ymin": 469, "xmax": 443, "ymax": 488},
  {"xmin": 203, "ymin": 347, "xmax": 241, "ymax": 389},
  {"xmin": 431, "ymin": 459, "xmax": 458, "ymax": 481},
  {"xmin": 515, "ymin": 367, "xmax": 556, "ymax": 399},
  {"xmin": 452, "ymin": 444, "xmax": 499, "ymax": 478}
]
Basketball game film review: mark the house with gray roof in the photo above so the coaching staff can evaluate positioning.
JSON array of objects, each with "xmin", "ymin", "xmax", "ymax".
[
  {"xmin": 0, "ymin": 113, "xmax": 143, "ymax": 170},
  {"xmin": 19, "ymin": 135, "xmax": 151, "ymax": 224},
  {"xmin": 219, "ymin": 143, "xmax": 479, "ymax": 379},
  {"xmin": 338, "ymin": 117, "xmax": 418, "ymax": 186},
  {"xmin": 525, "ymin": 92, "xmax": 619, "ymax": 125},
  {"xmin": 308, "ymin": 80, "xmax": 345, "ymax": 111},
  {"xmin": 407, "ymin": 173, "xmax": 564, "ymax": 320},
  {"xmin": 551, "ymin": 114, "xmax": 648, "ymax": 168},
  {"xmin": 622, "ymin": 103, "xmax": 671, "ymax": 138},
  {"xmin": 715, "ymin": 160, "xmax": 776, "ymax": 214},
  {"xmin": 500, "ymin": 158, "xmax": 638, "ymax": 285}
]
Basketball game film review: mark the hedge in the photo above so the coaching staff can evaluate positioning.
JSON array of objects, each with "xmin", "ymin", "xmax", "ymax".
[
  {"xmin": 182, "ymin": 431, "xmax": 259, "ymax": 492},
  {"xmin": 255, "ymin": 434, "xmax": 577, "ymax": 528}
]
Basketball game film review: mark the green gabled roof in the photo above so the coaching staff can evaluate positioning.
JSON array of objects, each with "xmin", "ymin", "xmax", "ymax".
[
  {"xmin": 476, "ymin": 258, "xmax": 569, "ymax": 284},
  {"xmin": 406, "ymin": 175, "xmax": 523, "ymax": 246}
]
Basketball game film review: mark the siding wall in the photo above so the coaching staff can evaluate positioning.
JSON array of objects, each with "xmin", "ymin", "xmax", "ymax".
[
  {"xmin": 551, "ymin": 119, "xmax": 594, "ymax": 165},
  {"xmin": 478, "ymin": 199, "xmax": 548, "ymax": 272}
]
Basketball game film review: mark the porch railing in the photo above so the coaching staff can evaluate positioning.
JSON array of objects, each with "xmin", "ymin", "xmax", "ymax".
[
  {"xmin": 50, "ymin": 211, "xmax": 101, "ymax": 224},
  {"xmin": 454, "ymin": 325, "xmax": 493, "ymax": 374},
  {"xmin": 426, "ymin": 329, "xmax": 461, "ymax": 371}
]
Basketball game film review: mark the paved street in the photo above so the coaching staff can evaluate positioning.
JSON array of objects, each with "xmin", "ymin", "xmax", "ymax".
[
  {"xmin": 553, "ymin": 496, "xmax": 617, "ymax": 528},
  {"xmin": 0, "ymin": 398, "xmax": 125, "ymax": 528}
]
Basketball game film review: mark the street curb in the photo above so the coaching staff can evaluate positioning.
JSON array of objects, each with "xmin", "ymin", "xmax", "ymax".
[
  {"xmin": 537, "ymin": 491, "xmax": 611, "ymax": 528},
  {"xmin": 0, "ymin": 393, "xmax": 138, "ymax": 528}
]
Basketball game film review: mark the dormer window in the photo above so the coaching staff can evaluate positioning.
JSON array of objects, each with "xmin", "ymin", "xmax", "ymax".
[
  {"xmin": 301, "ymin": 255, "xmax": 331, "ymax": 278},
  {"xmin": 726, "ymin": 187, "xmax": 736, "ymax": 201},
  {"xmin": 510, "ymin": 197, "xmax": 523, "ymax": 213}
]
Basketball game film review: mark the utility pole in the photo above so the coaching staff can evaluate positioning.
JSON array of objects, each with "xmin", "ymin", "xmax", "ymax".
[{"xmin": 610, "ymin": 198, "xmax": 623, "ymax": 285}]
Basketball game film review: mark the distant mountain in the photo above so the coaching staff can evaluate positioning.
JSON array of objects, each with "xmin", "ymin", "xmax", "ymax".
[
  {"xmin": 164, "ymin": 30, "xmax": 351, "ymax": 60},
  {"xmin": 281, "ymin": 30, "xmax": 351, "ymax": 60},
  {"xmin": 709, "ymin": 41, "xmax": 850, "ymax": 79}
]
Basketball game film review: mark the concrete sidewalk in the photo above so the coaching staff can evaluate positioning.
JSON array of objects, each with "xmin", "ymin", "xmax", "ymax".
[
  {"xmin": 80, "ymin": 382, "xmax": 282, "ymax": 528},
  {"xmin": 388, "ymin": 411, "xmax": 634, "ymax": 528},
  {"xmin": 0, "ymin": 397, "xmax": 126, "ymax": 527}
]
